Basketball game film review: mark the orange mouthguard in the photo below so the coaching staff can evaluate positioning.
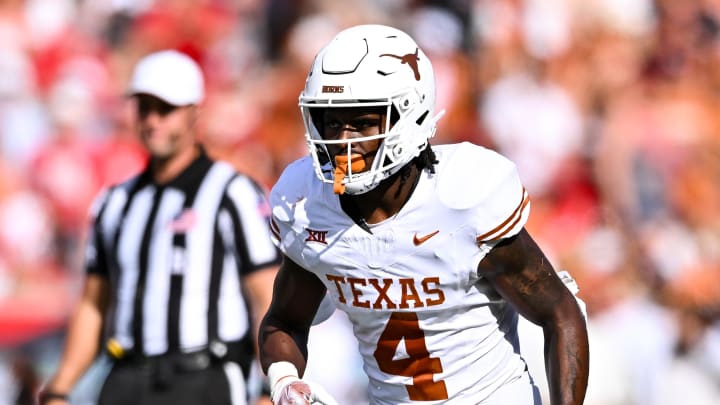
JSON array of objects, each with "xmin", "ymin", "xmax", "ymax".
[{"xmin": 333, "ymin": 154, "xmax": 366, "ymax": 194}]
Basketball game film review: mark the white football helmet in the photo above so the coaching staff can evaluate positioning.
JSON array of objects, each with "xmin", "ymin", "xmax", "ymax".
[{"xmin": 300, "ymin": 24, "xmax": 444, "ymax": 194}]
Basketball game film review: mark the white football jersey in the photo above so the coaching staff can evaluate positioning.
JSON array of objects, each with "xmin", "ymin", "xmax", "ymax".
[{"xmin": 270, "ymin": 142, "xmax": 533, "ymax": 404}]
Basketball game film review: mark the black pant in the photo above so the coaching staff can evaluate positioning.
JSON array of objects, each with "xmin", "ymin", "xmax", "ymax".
[{"xmin": 97, "ymin": 359, "xmax": 246, "ymax": 405}]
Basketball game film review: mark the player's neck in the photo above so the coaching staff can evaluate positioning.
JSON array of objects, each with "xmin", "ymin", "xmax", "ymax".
[{"xmin": 348, "ymin": 164, "xmax": 419, "ymax": 225}]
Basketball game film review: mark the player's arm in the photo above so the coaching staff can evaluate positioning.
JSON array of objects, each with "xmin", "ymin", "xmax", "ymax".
[
  {"xmin": 478, "ymin": 228, "xmax": 589, "ymax": 405},
  {"xmin": 259, "ymin": 255, "xmax": 325, "ymax": 374},
  {"xmin": 39, "ymin": 274, "xmax": 109, "ymax": 404},
  {"xmin": 259, "ymin": 255, "xmax": 338, "ymax": 404}
]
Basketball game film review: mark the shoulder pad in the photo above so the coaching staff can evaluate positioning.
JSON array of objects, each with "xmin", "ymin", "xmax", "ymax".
[
  {"xmin": 436, "ymin": 142, "xmax": 517, "ymax": 209},
  {"xmin": 435, "ymin": 142, "xmax": 530, "ymax": 242},
  {"xmin": 270, "ymin": 157, "xmax": 314, "ymax": 222},
  {"xmin": 269, "ymin": 157, "xmax": 316, "ymax": 250}
]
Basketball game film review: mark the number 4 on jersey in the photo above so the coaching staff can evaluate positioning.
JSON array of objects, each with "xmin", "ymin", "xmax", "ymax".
[{"xmin": 373, "ymin": 312, "xmax": 449, "ymax": 400}]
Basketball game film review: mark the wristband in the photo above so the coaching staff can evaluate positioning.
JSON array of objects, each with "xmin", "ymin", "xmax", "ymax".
[
  {"xmin": 39, "ymin": 391, "xmax": 69, "ymax": 404},
  {"xmin": 267, "ymin": 361, "xmax": 300, "ymax": 391}
]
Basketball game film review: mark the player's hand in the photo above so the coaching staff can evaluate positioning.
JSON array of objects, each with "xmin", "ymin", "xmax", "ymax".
[{"xmin": 268, "ymin": 362, "xmax": 338, "ymax": 405}]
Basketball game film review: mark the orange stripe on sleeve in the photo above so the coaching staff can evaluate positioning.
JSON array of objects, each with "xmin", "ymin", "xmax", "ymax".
[{"xmin": 476, "ymin": 189, "xmax": 529, "ymax": 243}]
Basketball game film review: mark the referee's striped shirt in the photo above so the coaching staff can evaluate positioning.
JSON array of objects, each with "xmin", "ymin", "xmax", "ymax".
[{"xmin": 85, "ymin": 149, "xmax": 281, "ymax": 357}]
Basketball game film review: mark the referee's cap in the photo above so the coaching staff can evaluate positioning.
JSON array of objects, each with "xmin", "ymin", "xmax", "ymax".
[{"xmin": 129, "ymin": 50, "xmax": 204, "ymax": 106}]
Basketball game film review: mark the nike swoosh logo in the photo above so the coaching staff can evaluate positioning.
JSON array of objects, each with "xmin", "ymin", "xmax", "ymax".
[{"xmin": 413, "ymin": 230, "xmax": 440, "ymax": 246}]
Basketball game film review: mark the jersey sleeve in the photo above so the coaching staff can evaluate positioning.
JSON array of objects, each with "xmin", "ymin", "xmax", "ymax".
[
  {"xmin": 224, "ymin": 176, "xmax": 282, "ymax": 274},
  {"xmin": 472, "ymin": 169, "xmax": 529, "ymax": 243},
  {"xmin": 437, "ymin": 142, "xmax": 530, "ymax": 243}
]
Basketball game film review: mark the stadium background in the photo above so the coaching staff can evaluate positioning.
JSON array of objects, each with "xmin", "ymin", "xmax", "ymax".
[{"xmin": 0, "ymin": 0, "xmax": 718, "ymax": 404}]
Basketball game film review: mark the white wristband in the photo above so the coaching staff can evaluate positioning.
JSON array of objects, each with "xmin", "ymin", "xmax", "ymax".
[{"xmin": 268, "ymin": 361, "xmax": 300, "ymax": 394}]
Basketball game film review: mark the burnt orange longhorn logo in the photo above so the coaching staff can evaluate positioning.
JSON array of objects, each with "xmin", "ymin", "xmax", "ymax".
[{"xmin": 380, "ymin": 48, "xmax": 421, "ymax": 81}]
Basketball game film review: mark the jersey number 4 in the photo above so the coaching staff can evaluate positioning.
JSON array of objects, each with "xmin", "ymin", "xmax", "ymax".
[{"xmin": 373, "ymin": 312, "xmax": 449, "ymax": 400}]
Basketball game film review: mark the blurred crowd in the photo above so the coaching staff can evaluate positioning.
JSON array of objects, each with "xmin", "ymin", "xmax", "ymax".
[{"xmin": 0, "ymin": 0, "xmax": 719, "ymax": 404}]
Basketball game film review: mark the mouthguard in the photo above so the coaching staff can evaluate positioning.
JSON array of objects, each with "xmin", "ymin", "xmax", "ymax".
[{"xmin": 333, "ymin": 154, "xmax": 366, "ymax": 194}]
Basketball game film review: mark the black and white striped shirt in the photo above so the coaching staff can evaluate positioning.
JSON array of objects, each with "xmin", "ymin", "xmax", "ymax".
[{"xmin": 85, "ymin": 150, "xmax": 281, "ymax": 356}]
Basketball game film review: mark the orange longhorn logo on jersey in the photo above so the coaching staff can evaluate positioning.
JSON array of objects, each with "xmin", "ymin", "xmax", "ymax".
[{"xmin": 326, "ymin": 274, "xmax": 446, "ymax": 310}]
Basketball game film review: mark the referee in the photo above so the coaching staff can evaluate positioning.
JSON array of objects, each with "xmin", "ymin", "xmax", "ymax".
[{"xmin": 39, "ymin": 50, "xmax": 280, "ymax": 405}]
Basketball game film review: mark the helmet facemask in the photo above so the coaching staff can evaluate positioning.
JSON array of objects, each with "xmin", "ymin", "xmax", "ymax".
[{"xmin": 300, "ymin": 90, "xmax": 439, "ymax": 194}]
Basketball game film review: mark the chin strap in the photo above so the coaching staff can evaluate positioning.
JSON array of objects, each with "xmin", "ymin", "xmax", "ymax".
[{"xmin": 333, "ymin": 154, "xmax": 365, "ymax": 194}]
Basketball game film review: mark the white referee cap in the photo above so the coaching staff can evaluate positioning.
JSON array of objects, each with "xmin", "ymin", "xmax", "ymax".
[{"xmin": 129, "ymin": 50, "xmax": 204, "ymax": 106}]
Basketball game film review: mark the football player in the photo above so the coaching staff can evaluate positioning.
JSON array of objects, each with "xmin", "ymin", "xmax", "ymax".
[{"xmin": 259, "ymin": 24, "xmax": 589, "ymax": 405}]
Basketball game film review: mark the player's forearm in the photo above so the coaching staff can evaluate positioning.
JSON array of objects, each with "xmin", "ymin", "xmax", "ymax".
[
  {"xmin": 46, "ymin": 299, "xmax": 105, "ymax": 393},
  {"xmin": 259, "ymin": 320, "xmax": 310, "ymax": 376},
  {"xmin": 543, "ymin": 310, "xmax": 589, "ymax": 405}
]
